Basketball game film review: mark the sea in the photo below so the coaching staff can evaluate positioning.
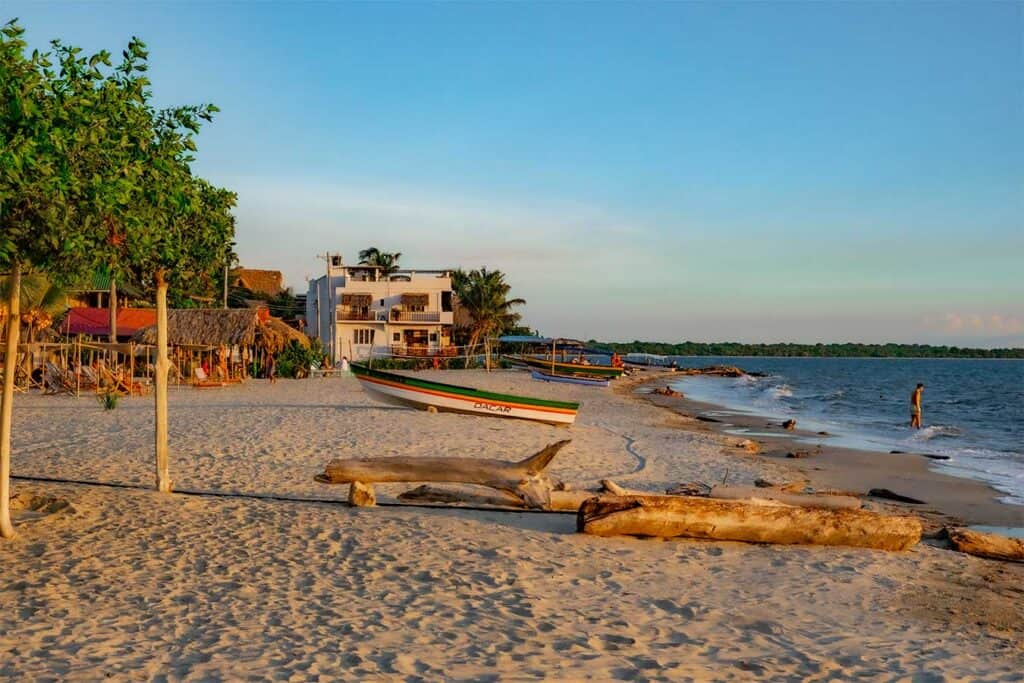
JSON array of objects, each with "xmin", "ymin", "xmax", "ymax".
[{"xmin": 664, "ymin": 357, "xmax": 1024, "ymax": 505}]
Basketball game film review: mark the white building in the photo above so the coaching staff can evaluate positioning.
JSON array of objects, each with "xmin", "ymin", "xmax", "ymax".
[{"xmin": 306, "ymin": 254, "xmax": 455, "ymax": 362}]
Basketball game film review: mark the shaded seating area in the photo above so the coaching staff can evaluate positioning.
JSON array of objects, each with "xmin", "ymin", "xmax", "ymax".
[{"xmin": 132, "ymin": 308, "xmax": 310, "ymax": 382}]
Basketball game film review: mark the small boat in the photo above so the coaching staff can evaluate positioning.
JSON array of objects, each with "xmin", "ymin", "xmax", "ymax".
[
  {"xmin": 502, "ymin": 354, "xmax": 626, "ymax": 379},
  {"xmin": 622, "ymin": 353, "xmax": 678, "ymax": 370},
  {"xmin": 530, "ymin": 370, "xmax": 609, "ymax": 388},
  {"xmin": 350, "ymin": 363, "xmax": 580, "ymax": 425}
]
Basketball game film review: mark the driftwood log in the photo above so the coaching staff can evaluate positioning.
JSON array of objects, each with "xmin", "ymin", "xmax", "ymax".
[
  {"xmin": 318, "ymin": 440, "xmax": 570, "ymax": 509},
  {"xmin": 946, "ymin": 528, "xmax": 1024, "ymax": 563},
  {"xmin": 578, "ymin": 495, "xmax": 921, "ymax": 551},
  {"xmin": 398, "ymin": 484, "xmax": 596, "ymax": 512},
  {"xmin": 709, "ymin": 485, "xmax": 862, "ymax": 511}
]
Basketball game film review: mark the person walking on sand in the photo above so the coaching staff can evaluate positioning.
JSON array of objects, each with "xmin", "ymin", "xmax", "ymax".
[{"xmin": 910, "ymin": 383, "xmax": 924, "ymax": 429}]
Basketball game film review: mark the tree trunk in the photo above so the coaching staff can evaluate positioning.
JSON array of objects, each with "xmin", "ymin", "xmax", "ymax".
[
  {"xmin": 577, "ymin": 494, "xmax": 921, "ymax": 551},
  {"xmin": 464, "ymin": 330, "xmax": 480, "ymax": 369},
  {"xmin": 154, "ymin": 272, "xmax": 172, "ymax": 493},
  {"xmin": 0, "ymin": 262, "xmax": 21, "ymax": 538},
  {"xmin": 317, "ymin": 440, "xmax": 570, "ymax": 508},
  {"xmin": 109, "ymin": 278, "xmax": 118, "ymax": 343}
]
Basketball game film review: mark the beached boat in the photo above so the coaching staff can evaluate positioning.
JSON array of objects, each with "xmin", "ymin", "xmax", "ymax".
[
  {"xmin": 623, "ymin": 353, "xmax": 678, "ymax": 370},
  {"xmin": 530, "ymin": 369, "xmax": 609, "ymax": 388},
  {"xmin": 350, "ymin": 363, "xmax": 580, "ymax": 425},
  {"xmin": 502, "ymin": 354, "xmax": 626, "ymax": 379}
]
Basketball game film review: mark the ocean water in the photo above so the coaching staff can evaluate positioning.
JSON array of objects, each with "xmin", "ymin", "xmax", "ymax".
[{"xmin": 667, "ymin": 357, "xmax": 1024, "ymax": 505}]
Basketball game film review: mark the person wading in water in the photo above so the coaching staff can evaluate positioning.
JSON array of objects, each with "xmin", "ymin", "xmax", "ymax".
[{"xmin": 910, "ymin": 383, "xmax": 924, "ymax": 429}]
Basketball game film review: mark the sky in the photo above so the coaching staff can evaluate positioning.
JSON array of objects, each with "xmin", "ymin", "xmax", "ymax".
[{"xmin": 9, "ymin": 2, "xmax": 1023, "ymax": 346}]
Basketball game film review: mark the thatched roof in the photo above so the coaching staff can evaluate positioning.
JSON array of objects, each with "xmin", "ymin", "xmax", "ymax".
[
  {"xmin": 132, "ymin": 308, "xmax": 309, "ymax": 353},
  {"xmin": 259, "ymin": 317, "xmax": 310, "ymax": 354},
  {"xmin": 401, "ymin": 293, "xmax": 429, "ymax": 307},
  {"xmin": 231, "ymin": 268, "xmax": 283, "ymax": 297},
  {"xmin": 341, "ymin": 293, "xmax": 373, "ymax": 306}
]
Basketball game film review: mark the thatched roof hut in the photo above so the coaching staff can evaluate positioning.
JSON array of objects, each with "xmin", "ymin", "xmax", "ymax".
[
  {"xmin": 132, "ymin": 309, "xmax": 309, "ymax": 353},
  {"xmin": 260, "ymin": 316, "xmax": 310, "ymax": 354}
]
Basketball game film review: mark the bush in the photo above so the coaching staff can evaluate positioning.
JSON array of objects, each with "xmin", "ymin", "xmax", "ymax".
[
  {"xmin": 97, "ymin": 390, "xmax": 119, "ymax": 410},
  {"xmin": 274, "ymin": 339, "xmax": 323, "ymax": 379}
]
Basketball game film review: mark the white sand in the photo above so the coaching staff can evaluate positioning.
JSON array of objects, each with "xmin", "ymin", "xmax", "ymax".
[{"xmin": 2, "ymin": 370, "xmax": 1021, "ymax": 680}]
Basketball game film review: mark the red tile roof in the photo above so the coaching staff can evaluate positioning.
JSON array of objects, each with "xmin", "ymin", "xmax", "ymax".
[{"xmin": 62, "ymin": 308, "xmax": 157, "ymax": 337}]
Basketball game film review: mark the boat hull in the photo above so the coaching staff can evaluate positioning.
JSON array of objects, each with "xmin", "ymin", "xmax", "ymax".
[
  {"xmin": 503, "ymin": 355, "xmax": 625, "ymax": 379},
  {"xmin": 530, "ymin": 370, "xmax": 609, "ymax": 387},
  {"xmin": 351, "ymin": 364, "xmax": 579, "ymax": 425}
]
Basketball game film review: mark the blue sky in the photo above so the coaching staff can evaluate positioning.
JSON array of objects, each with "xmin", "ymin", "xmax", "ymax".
[{"xmin": 9, "ymin": 2, "xmax": 1023, "ymax": 345}]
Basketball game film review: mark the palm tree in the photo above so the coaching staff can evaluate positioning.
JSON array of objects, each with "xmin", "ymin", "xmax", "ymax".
[
  {"xmin": 0, "ymin": 272, "xmax": 66, "ymax": 344},
  {"xmin": 451, "ymin": 268, "xmax": 525, "ymax": 370},
  {"xmin": 358, "ymin": 247, "xmax": 403, "ymax": 278}
]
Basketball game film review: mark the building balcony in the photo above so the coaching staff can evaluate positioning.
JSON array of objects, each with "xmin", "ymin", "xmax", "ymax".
[
  {"xmin": 336, "ymin": 310, "xmax": 375, "ymax": 322},
  {"xmin": 390, "ymin": 345, "xmax": 458, "ymax": 357},
  {"xmin": 390, "ymin": 310, "xmax": 453, "ymax": 324}
]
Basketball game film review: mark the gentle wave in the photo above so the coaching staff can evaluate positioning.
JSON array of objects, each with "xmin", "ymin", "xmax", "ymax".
[{"xmin": 670, "ymin": 357, "xmax": 1024, "ymax": 504}]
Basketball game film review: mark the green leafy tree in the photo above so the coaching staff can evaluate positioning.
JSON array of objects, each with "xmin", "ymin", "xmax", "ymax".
[
  {"xmin": 0, "ymin": 20, "xmax": 141, "ymax": 537},
  {"xmin": 451, "ymin": 268, "xmax": 525, "ymax": 370},
  {"xmin": 0, "ymin": 20, "xmax": 236, "ymax": 536},
  {"xmin": 358, "ymin": 247, "xmax": 403, "ymax": 277}
]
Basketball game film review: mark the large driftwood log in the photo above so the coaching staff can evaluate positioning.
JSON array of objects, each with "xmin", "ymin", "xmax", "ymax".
[
  {"xmin": 578, "ymin": 495, "xmax": 921, "ymax": 551},
  {"xmin": 318, "ymin": 440, "xmax": 570, "ymax": 509},
  {"xmin": 709, "ymin": 485, "xmax": 862, "ymax": 511},
  {"xmin": 946, "ymin": 528, "xmax": 1024, "ymax": 563},
  {"xmin": 398, "ymin": 484, "xmax": 595, "ymax": 512}
]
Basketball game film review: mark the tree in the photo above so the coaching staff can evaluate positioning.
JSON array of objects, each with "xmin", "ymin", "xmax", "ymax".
[
  {"xmin": 0, "ymin": 272, "xmax": 65, "ymax": 344},
  {"xmin": 358, "ymin": 247, "xmax": 403, "ymax": 277},
  {"xmin": 0, "ymin": 20, "xmax": 135, "ymax": 537},
  {"xmin": 451, "ymin": 268, "xmax": 525, "ymax": 370},
  {"xmin": 0, "ymin": 21, "xmax": 236, "ymax": 537}
]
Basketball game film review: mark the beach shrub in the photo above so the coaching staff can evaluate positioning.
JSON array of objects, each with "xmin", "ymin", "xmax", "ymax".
[
  {"xmin": 98, "ymin": 390, "xmax": 119, "ymax": 411},
  {"xmin": 367, "ymin": 358, "xmax": 428, "ymax": 371},
  {"xmin": 274, "ymin": 340, "xmax": 319, "ymax": 379}
]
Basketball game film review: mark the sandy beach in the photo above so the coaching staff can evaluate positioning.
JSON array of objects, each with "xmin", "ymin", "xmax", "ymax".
[{"xmin": 2, "ymin": 369, "xmax": 1022, "ymax": 680}]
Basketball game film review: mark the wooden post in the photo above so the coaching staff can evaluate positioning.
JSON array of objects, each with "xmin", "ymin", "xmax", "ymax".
[
  {"xmin": 154, "ymin": 271, "xmax": 172, "ymax": 493},
  {"xmin": 0, "ymin": 262, "xmax": 22, "ymax": 538},
  {"xmin": 109, "ymin": 277, "xmax": 118, "ymax": 343}
]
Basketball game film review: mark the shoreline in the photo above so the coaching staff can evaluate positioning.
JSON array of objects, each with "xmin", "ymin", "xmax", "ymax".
[
  {"xmin": 622, "ymin": 369, "xmax": 1024, "ymax": 530},
  {"xmin": 2, "ymin": 370, "xmax": 1023, "ymax": 679}
]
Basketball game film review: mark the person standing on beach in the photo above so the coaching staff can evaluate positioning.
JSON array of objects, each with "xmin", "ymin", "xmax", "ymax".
[
  {"xmin": 268, "ymin": 356, "xmax": 277, "ymax": 384},
  {"xmin": 910, "ymin": 383, "xmax": 924, "ymax": 428}
]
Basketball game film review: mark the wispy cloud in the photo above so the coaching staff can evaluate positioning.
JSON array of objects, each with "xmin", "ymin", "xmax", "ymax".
[{"xmin": 923, "ymin": 312, "xmax": 1024, "ymax": 336}]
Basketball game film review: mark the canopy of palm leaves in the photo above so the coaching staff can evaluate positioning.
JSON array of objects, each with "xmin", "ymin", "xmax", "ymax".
[
  {"xmin": 0, "ymin": 272, "xmax": 67, "ymax": 342},
  {"xmin": 358, "ymin": 247, "xmax": 403, "ymax": 277},
  {"xmin": 451, "ymin": 268, "xmax": 525, "ymax": 368}
]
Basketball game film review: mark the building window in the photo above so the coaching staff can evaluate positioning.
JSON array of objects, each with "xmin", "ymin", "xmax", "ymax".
[
  {"xmin": 353, "ymin": 329, "xmax": 374, "ymax": 345},
  {"xmin": 429, "ymin": 333, "xmax": 437, "ymax": 342},
  {"xmin": 393, "ymin": 332, "xmax": 401, "ymax": 342}
]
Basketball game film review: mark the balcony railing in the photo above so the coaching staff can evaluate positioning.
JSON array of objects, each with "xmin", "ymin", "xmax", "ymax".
[
  {"xmin": 389, "ymin": 345, "xmax": 458, "ymax": 357},
  {"xmin": 336, "ymin": 310, "xmax": 374, "ymax": 322},
  {"xmin": 391, "ymin": 310, "xmax": 441, "ymax": 322}
]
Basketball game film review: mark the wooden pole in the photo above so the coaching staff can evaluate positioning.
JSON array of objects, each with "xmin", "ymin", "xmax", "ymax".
[
  {"xmin": 154, "ymin": 271, "xmax": 172, "ymax": 493},
  {"xmin": 0, "ymin": 261, "xmax": 21, "ymax": 538},
  {"xmin": 109, "ymin": 277, "xmax": 118, "ymax": 343}
]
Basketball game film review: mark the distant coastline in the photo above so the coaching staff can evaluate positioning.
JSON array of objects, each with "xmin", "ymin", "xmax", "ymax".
[{"xmin": 589, "ymin": 341, "xmax": 1023, "ymax": 359}]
